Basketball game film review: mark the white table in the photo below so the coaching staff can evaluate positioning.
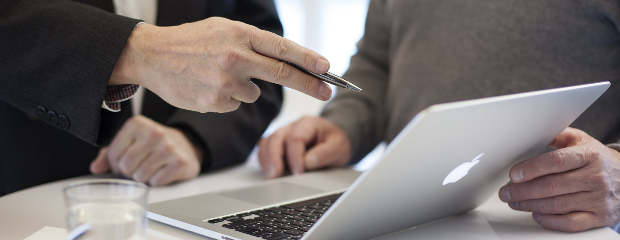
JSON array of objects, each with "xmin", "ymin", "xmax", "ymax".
[{"xmin": 1, "ymin": 158, "xmax": 618, "ymax": 240}]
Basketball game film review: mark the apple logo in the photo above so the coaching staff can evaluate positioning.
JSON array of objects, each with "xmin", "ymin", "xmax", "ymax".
[{"xmin": 442, "ymin": 153, "xmax": 483, "ymax": 185}]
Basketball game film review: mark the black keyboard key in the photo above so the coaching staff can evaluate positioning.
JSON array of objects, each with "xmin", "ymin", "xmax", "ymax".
[
  {"xmin": 236, "ymin": 212, "xmax": 253, "ymax": 217},
  {"xmin": 252, "ymin": 230, "xmax": 270, "ymax": 237},
  {"xmin": 228, "ymin": 217, "xmax": 244, "ymax": 222},
  {"xmin": 294, "ymin": 207, "xmax": 312, "ymax": 212},
  {"xmin": 281, "ymin": 193, "xmax": 342, "ymax": 209},
  {"xmin": 263, "ymin": 232, "xmax": 290, "ymax": 240},
  {"xmin": 281, "ymin": 209, "xmax": 301, "ymax": 215},
  {"xmin": 247, "ymin": 225, "xmax": 264, "ymax": 231},
  {"xmin": 207, "ymin": 218, "xmax": 224, "ymax": 223},
  {"xmin": 306, "ymin": 204, "xmax": 323, "ymax": 209},
  {"xmin": 253, "ymin": 216, "xmax": 273, "ymax": 222},
  {"xmin": 264, "ymin": 227, "xmax": 282, "ymax": 233},
  {"xmin": 288, "ymin": 215, "xmax": 305, "ymax": 221},
  {"xmin": 319, "ymin": 201, "xmax": 333, "ymax": 207},
  {"xmin": 305, "ymin": 218, "xmax": 318, "ymax": 223},
  {"xmin": 265, "ymin": 207, "xmax": 288, "ymax": 213},
  {"xmin": 270, "ymin": 213, "xmax": 286, "ymax": 218},
  {"xmin": 262, "ymin": 221, "xmax": 276, "ymax": 227},
  {"xmin": 284, "ymin": 229, "xmax": 304, "ymax": 235},
  {"xmin": 275, "ymin": 223, "xmax": 294, "ymax": 230},
  {"xmin": 288, "ymin": 235, "xmax": 303, "ymax": 240},
  {"xmin": 297, "ymin": 226, "xmax": 310, "ymax": 232},
  {"xmin": 301, "ymin": 212, "xmax": 319, "ymax": 217},
  {"xmin": 225, "ymin": 219, "xmax": 258, "ymax": 228},
  {"xmin": 222, "ymin": 224, "xmax": 235, "ymax": 229},
  {"xmin": 313, "ymin": 209, "xmax": 326, "ymax": 214},
  {"xmin": 274, "ymin": 218, "xmax": 292, "ymax": 224}
]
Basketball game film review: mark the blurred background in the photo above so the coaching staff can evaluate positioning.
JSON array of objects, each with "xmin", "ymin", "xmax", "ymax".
[{"xmin": 248, "ymin": 0, "xmax": 381, "ymax": 170}]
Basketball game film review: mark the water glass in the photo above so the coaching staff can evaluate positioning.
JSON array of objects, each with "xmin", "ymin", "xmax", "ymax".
[{"xmin": 63, "ymin": 179, "xmax": 149, "ymax": 240}]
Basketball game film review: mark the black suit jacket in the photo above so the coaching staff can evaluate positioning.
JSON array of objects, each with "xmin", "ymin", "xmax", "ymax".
[{"xmin": 0, "ymin": 0, "xmax": 283, "ymax": 196}]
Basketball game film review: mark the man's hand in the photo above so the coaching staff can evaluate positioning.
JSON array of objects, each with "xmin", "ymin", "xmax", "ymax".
[
  {"xmin": 499, "ymin": 127, "xmax": 620, "ymax": 232},
  {"xmin": 90, "ymin": 116, "xmax": 202, "ymax": 186},
  {"xmin": 258, "ymin": 116, "xmax": 352, "ymax": 178},
  {"xmin": 110, "ymin": 17, "xmax": 332, "ymax": 113}
]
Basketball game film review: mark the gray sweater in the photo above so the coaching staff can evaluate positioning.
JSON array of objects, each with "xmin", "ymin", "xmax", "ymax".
[{"xmin": 322, "ymin": 0, "xmax": 620, "ymax": 163}]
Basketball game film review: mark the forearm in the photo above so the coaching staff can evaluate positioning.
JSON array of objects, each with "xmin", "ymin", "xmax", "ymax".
[{"xmin": 0, "ymin": 0, "xmax": 141, "ymax": 146}]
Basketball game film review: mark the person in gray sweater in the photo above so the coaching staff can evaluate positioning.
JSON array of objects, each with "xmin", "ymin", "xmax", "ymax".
[{"xmin": 259, "ymin": 0, "xmax": 620, "ymax": 233}]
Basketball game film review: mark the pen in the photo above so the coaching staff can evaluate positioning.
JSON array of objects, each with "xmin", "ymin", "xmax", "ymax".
[{"xmin": 287, "ymin": 62, "xmax": 362, "ymax": 92}]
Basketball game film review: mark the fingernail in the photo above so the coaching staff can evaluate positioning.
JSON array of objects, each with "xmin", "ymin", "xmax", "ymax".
[
  {"xmin": 511, "ymin": 169, "xmax": 524, "ymax": 182},
  {"xmin": 533, "ymin": 213, "xmax": 541, "ymax": 222},
  {"xmin": 305, "ymin": 154, "xmax": 319, "ymax": 170},
  {"xmin": 509, "ymin": 201, "xmax": 519, "ymax": 209},
  {"xmin": 500, "ymin": 189, "xmax": 511, "ymax": 202},
  {"xmin": 316, "ymin": 59, "xmax": 329, "ymax": 72},
  {"xmin": 319, "ymin": 83, "xmax": 331, "ymax": 100}
]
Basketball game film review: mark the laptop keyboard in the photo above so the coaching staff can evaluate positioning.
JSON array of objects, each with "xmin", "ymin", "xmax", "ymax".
[{"xmin": 206, "ymin": 193, "xmax": 342, "ymax": 240}]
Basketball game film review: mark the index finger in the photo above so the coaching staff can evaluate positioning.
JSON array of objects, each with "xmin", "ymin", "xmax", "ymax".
[
  {"xmin": 509, "ymin": 146, "xmax": 589, "ymax": 183},
  {"xmin": 244, "ymin": 54, "xmax": 332, "ymax": 101},
  {"xmin": 249, "ymin": 29, "xmax": 330, "ymax": 74}
]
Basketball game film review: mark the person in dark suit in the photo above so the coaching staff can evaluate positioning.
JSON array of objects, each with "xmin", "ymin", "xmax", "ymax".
[{"xmin": 0, "ymin": 0, "xmax": 332, "ymax": 196}]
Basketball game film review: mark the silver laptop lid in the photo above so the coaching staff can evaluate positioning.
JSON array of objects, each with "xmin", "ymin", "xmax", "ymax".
[{"xmin": 303, "ymin": 82, "xmax": 610, "ymax": 239}]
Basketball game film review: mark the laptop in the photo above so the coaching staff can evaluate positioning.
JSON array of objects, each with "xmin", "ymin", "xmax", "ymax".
[{"xmin": 148, "ymin": 81, "xmax": 610, "ymax": 240}]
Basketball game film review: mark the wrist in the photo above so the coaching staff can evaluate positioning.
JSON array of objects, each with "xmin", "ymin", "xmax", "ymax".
[{"xmin": 109, "ymin": 23, "xmax": 154, "ymax": 86}]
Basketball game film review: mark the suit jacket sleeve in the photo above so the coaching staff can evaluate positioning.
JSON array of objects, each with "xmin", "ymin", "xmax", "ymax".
[
  {"xmin": 321, "ymin": 0, "xmax": 390, "ymax": 164},
  {"xmin": 143, "ymin": 0, "xmax": 284, "ymax": 172},
  {"xmin": 0, "ymin": 0, "xmax": 141, "ymax": 146}
]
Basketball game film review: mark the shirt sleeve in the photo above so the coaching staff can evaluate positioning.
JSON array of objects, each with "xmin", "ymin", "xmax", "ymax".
[{"xmin": 102, "ymin": 84, "xmax": 140, "ymax": 112}]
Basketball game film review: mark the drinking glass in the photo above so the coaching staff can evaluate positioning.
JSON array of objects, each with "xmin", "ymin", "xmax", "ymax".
[{"xmin": 64, "ymin": 179, "xmax": 149, "ymax": 240}]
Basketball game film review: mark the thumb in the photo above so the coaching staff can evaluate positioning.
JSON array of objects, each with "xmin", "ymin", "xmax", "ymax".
[
  {"xmin": 548, "ymin": 127, "xmax": 588, "ymax": 149},
  {"xmin": 90, "ymin": 147, "xmax": 111, "ymax": 174},
  {"xmin": 303, "ymin": 141, "xmax": 347, "ymax": 170}
]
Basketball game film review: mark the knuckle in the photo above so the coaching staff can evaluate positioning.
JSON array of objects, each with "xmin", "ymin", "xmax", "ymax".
[
  {"xmin": 550, "ymin": 151, "xmax": 567, "ymax": 169},
  {"xmin": 175, "ymin": 159, "xmax": 188, "ymax": 169},
  {"xmin": 159, "ymin": 144, "xmax": 174, "ymax": 156},
  {"xmin": 272, "ymin": 61, "xmax": 292, "ymax": 81},
  {"xmin": 149, "ymin": 127, "xmax": 164, "ymax": 139},
  {"xmin": 301, "ymin": 50, "xmax": 314, "ymax": 67},
  {"xmin": 587, "ymin": 172, "xmax": 607, "ymax": 188},
  {"xmin": 302, "ymin": 75, "xmax": 319, "ymax": 93},
  {"xmin": 273, "ymin": 37, "xmax": 291, "ymax": 58},
  {"xmin": 285, "ymin": 135, "xmax": 303, "ymax": 145},
  {"xmin": 584, "ymin": 146, "xmax": 603, "ymax": 163},
  {"xmin": 215, "ymin": 50, "xmax": 245, "ymax": 70}
]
